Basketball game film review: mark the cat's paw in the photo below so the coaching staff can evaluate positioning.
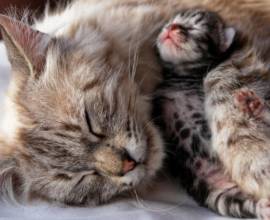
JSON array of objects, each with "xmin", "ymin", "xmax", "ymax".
[
  {"xmin": 257, "ymin": 199, "xmax": 270, "ymax": 220},
  {"xmin": 234, "ymin": 88, "xmax": 264, "ymax": 118}
]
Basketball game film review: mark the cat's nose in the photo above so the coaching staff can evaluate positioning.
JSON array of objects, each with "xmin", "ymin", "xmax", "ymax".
[
  {"xmin": 168, "ymin": 23, "xmax": 180, "ymax": 31},
  {"xmin": 168, "ymin": 23, "xmax": 187, "ymax": 35},
  {"xmin": 122, "ymin": 154, "xmax": 137, "ymax": 174}
]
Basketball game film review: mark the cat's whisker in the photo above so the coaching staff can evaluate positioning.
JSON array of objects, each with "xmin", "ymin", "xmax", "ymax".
[
  {"xmin": 130, "ymin": 44, "xmax": 140, "ymax": 81},
  {"xmin": 127, "ymin": 43, "xmax": 133, "ymax": 80},
  {"xmin": 131, "ymin": 189, "xmax": 179, "ymax": 213}
]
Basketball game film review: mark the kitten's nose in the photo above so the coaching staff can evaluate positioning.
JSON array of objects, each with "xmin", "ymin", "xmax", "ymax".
[
  {"xmin": 168, "ymin": 23, "xmax": 180, "ymax": 31},
  {"xmin": 168, "ymin": 23, "xmax": 187, "ymax": 35},
  {"xmin": 122, "ymin": 154, "xmax": 137, "ymax": 174}
]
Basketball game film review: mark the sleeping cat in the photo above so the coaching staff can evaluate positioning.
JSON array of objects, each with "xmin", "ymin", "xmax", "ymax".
[
  {"xmin": 154, "ymin": 8, "xmax": 270, "ymax": 218},
  {"xmin": 0, "ymin": 1, "xmax": 169, "ymax": 205}
]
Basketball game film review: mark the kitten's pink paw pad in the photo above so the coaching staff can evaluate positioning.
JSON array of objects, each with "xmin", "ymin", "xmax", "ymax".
[
  {"xmin": 234, "ymin": 89, "xmax": 264, "ymax": 118},
  {"xmin": 257, "ymin": 199, "xmax": 270, "ymax": 220}
]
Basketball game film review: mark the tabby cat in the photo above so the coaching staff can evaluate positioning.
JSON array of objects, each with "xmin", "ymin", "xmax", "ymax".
[
  {"xmin": 154, "ymin": 8, "xmax": 270, "ymax": 219},
  {"xmin": 0, "ymin": 1, "xmax": 168, "ymax": 205}
]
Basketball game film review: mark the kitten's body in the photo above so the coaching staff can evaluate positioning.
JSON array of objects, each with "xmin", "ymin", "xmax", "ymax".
[
  {"xmin": 0, "ymin": 0, "xmax": 270, "ymax": 218},
  {"xmin": 154, "ymin": 9, "xmax": 270, "ymax": 219}
]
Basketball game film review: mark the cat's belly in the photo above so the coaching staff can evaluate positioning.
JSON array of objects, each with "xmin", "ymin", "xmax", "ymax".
[{"xmin": 155, "ymin": 87, "xmax": 211, "ymax": 157}]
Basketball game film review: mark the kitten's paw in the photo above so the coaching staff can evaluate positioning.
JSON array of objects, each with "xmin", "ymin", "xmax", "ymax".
[
  {"xmin": 257, "ymin": 199, "xmax": 270, "ymax": 220},
  {"xmin": 234, "ymin": 88, "xmax": 264, "ymax": 118}
]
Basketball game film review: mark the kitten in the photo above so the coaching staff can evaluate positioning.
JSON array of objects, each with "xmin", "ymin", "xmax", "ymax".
[
  {"xmin": 204, "ymin": 41, "xmax": 270, "ymax": 208},
  {"xmin": 154, "ymin": 8, "xmax": 270, "ymax": 218}
]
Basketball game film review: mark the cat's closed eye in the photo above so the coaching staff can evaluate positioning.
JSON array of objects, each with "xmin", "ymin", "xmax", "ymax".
[{"xmin": 85, "ymin": 109, "xmax": 106, "ymax": 139}]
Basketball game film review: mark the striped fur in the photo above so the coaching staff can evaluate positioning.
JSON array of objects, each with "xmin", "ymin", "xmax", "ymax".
[
  {"xmin": 204, "ymin": 45, "xmax": 270, "ymax": 206},
  {"xmin": 154, "ymin": 8, "xmax": 270, "ymax": 219},
  {"xmin": 0, "ymin": 1, "xmax": 168, "ymax": 205},
  {"xmin": 0, "ymin": 0, "xmax": 269, "ymax": 212}
]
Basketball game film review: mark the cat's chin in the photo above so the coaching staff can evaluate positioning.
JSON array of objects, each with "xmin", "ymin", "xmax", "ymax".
[
  {"xmin": 116, "ymin": 126, "xmax": 164, "ymax": 194},
  {"xmin": 114, "ymin": 124, "xmax": 164, "ymax": 191},
  {"xmin": 157, "ymin": 43, "xmax": 183, "ymax": 65}
]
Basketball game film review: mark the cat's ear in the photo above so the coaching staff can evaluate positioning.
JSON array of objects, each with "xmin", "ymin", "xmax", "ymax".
[
  {"xmin": 0, "ymin": 14, "xmax": 51, "ymax": 76},
  {"xmin": 221, "ymin": 27, "xmax": 236, "ymax": 52}
]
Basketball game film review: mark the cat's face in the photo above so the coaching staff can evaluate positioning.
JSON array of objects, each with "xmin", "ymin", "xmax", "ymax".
[
  {"xmin": 156, "ymin": 9, "xmax": 236, "ymax": 64},
  {"xmin": 0, "ymin": 15, "xmax": 164, "ymax": 205}
]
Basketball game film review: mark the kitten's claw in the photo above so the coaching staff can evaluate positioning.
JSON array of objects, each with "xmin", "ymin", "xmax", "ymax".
[
  {"xmin": 234, "ymin": 88, "xmax": 264, "ymax": 118},
  {"xmin": 257, "ymin": 199, "xmax": 270, "ymax": 220}
]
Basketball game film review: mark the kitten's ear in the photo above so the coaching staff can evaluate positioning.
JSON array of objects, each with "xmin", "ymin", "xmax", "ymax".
[
  {"xmin": 221, "ymin": 27, "xmax": 236, "ymax": 52},
  {"xmin": 0, "ymin": 14, "xmax": 51, "ymax": 76}
]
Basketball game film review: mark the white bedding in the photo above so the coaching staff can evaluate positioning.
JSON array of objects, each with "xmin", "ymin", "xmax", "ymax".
[{"xmin": 0, "ymin": 42, "xmax": 243, "ymax": 220}]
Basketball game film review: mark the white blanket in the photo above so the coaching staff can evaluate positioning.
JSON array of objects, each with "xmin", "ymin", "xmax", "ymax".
[{"xmin": 0, "ymin": 42, "xmax": 242, "ymax": 220}]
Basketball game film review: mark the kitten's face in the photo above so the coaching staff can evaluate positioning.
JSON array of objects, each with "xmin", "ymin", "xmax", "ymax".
[
  {"xmin": 0, "ymin": 15, "xmax": 164, "ymax": 205},
  {"xmin": 157, "ymin": 9, "xmax": 235, "ymax": 64}
]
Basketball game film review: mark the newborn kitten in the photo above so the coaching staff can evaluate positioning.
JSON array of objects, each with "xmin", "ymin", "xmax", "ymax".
[{"xmin": 154, "ymin": 8, "xmax": 270, "ymax": 218}]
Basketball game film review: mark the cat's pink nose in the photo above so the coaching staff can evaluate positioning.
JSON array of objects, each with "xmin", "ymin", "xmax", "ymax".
[
  {"xmin": 159, "ymin": 23, "xmax": 186, "ymax": 46},
  {"xmin": 122, "ymin": 158, "xmax": 136, "ymax": 174}
]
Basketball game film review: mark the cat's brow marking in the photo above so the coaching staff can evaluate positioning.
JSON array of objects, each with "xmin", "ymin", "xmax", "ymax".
[
  {"xmin": 61, "ymin": 123, "xmax": 82, "ymax": 132},
  {"xmin": 82, "ymin": 79, "xmax": 100, "ymax": 92}
]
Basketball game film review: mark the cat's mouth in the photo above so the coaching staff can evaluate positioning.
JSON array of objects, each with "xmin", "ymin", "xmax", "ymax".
[
  {"xmin": 117, "ymin": 126, "xmax": 164, "ymax": 189},
  {"xmin": 158, "ymin": 24, "xmax": 186, "ymax": 49}
]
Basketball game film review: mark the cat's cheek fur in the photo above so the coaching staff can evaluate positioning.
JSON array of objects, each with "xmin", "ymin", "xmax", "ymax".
[
  {"xmin": 144, "ymin": 124, "xmax": 164, "ymax": 177},
  {"xmin": 157, "ymin": 42, "xmax": 179, "ymax": 64},
  {"xmin": 0, "ymin": 97, "xmax": 22, "ymax": 145},
  {"xmin": 157, "ymin": 38, "xmax": 201, "ymax": 65}
]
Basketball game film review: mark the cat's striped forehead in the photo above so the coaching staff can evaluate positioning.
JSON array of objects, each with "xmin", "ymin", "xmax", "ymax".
[{"xmin": 172, "ymin": 9, "xmax": 224, "ymax": 29}]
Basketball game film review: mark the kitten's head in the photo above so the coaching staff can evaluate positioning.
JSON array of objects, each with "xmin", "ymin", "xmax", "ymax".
[
  {"xmin": 156, "ymin": 8, "xmax": 236, "ymax": 65},
  {"xmin": 0, "ymin": 15, "xmax": 164, "ymax": 205}
]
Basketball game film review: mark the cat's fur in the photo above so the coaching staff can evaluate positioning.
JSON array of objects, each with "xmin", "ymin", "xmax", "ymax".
[
  {"xmin": 204, "ymin": 44, "xmax": 270, "ymax": 205},
  {"xmin": 0, "ymin": 1, "xmax": 169, "ymax": 205},
  {"xmin": 0, "ymin": 0, "xmax": 270, "ymax": 217},
  {"xmin": 153, "ymin": 9, "xmax": 266, "ymax": 218}
]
